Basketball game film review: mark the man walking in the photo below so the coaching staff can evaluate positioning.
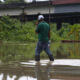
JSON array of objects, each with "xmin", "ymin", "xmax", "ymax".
[{"xmin": 35, "ymin": 15, "xmax": 54, "ymax": 62}]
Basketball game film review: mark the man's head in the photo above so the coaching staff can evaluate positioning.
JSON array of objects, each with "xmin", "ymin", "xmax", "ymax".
[{"xmin": 38, "ymin": 15, "xmax": 44, "ymax": 21}]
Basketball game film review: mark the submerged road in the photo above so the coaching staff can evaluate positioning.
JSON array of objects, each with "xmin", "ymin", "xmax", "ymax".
[{"xmin": 0, "ymin": 59, "xmax": 80, "ymax": 80}]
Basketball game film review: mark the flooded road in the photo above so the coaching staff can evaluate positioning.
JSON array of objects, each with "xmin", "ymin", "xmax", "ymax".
[
  {"xmin": 0, "ymin": 42, "xmax": 80, "ymax": 80},
  {"xmin": 0, "ymin": 59, "xmax": 80, "ymax": 80}
]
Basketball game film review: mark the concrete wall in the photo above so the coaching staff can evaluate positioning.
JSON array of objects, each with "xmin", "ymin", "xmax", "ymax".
[
  {"xmin": 0, "ymin": 4, "xmax": 80, "ymax": 16},
  {"xmin": 54, "ymin": 4, "xmax": 80, "ymax": 13}
]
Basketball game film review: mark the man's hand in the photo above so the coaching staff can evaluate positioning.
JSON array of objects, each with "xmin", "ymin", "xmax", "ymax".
[{"xmin": 48, "ymin": 40, "xmax": 51, "ymax": 47}]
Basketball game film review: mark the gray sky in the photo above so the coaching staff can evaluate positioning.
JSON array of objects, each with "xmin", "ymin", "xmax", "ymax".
[
  {"xmin": 25, "ymin": 0, "xmax": 48, "ymax": 3},
  {"xmin": 1, "ymin": 0, "xmax": 49, "ymax": 3},
  {"xmin": 0, "ymin": 0, "xmax": 4, "ymax": 2}
]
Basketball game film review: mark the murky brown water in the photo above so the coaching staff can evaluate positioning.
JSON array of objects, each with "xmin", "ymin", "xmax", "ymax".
[
  {"xmin": 0, "ymin": 42, "xmax": 80, "ymax": 80},
  {"xmin": 0, "ymin": 59, "xmax": 80, "ymax": 80}
]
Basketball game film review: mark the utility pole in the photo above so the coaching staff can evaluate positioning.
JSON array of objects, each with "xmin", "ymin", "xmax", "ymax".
[{"xmin": 49, "ymin": 0, "xmax": 51, "ymax": 24}]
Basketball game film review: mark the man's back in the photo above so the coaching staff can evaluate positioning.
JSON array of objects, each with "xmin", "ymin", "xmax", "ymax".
[{"xmin": 37, "ymin": 21, "xmax": 50, "ymax": 42}]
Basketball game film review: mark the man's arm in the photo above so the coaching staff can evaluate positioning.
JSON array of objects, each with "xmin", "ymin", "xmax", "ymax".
[
  {"xmin": 35, "ymin": 24, "xmax": 40, "ymax": 34},
  {"xmin": 35, "ymin": 21, "xmax": 40, "ymax": 34}
]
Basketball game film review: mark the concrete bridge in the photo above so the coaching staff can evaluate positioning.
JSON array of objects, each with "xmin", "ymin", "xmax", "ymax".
[{"xmin": 0, "ymin": 0, "xmax": 80, "ymax": 29}]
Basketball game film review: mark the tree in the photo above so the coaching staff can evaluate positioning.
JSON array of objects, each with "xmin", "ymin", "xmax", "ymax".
[
  {"xmin": 0, "ymin": 0, "xmax": 2, "ymax": 3},
  {"xmin": 4, "ymin": 0, "xmax": 24, "ymax": 3},
  {"xmin": 68, "ymin": 24, "xmax": 80, "ymax": 40}
]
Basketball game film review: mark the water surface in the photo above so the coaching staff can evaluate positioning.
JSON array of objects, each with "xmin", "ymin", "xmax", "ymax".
[
  {"xmin": 0, "ymin": 42, "xmax": 80, "ymax": 80},
  {"xmin": 0, "ymin": 59, "xmax": 80, "ymax": 80}
]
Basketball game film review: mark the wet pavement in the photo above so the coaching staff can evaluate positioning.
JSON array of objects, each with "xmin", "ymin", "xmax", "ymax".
[{"xmin": 0, "ymin": 59, "xmax": 80, "ymax": 80}]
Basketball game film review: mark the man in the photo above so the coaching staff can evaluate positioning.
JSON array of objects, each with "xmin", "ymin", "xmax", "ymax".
[{"xmin": 35, "ymin": 15, "xmax": 54, "ymax": 62}]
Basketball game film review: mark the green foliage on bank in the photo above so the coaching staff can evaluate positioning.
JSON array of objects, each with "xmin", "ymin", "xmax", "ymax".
[
  {"xmin": 0, "ymin": 16, "xmax": 37, "ymax": 42},
  {"xmin": 4, "ymin": 0, "xmax": 24, "ymax": 3},
  {"xmin": 0, "ymin": 16, "xmax": 60, "ymax": 42},
  {"xmin": 0, "ymin": 16, "xmax": 80, "ymax": 42}
]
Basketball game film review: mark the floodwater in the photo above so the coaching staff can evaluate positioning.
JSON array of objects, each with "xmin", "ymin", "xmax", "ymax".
[
  {"xmin": 0, "ymin": 42, "xmax": 80, "ymax": 80},
  {"xmin": 0, "ymin": 59, "xmax": 80, "ymax": 80}
]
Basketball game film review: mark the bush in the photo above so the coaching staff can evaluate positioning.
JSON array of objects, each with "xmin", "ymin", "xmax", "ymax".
[{"xmin": 0, "ymin": 16, "xmax": 80, "ymax": 42}]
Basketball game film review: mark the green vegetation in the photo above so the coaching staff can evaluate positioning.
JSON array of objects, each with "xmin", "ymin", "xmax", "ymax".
[
  {"xmin": 0, "ymin": 16, "xmax": 37, "ymax": 42},
  {"xmin": 0, "ymin": 16, "xmax": 80, "ymax": 42},
  {"xmin": 3, "ymin": 0, "xmax": 24, "ymax": 3}
]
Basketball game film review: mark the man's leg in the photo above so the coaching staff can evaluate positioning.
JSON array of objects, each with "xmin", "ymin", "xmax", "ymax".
[
  {"xmin": 44, "ymin": 43, "xmax": 54, "ymax": 61},
  {"xmin": 35, "ymin": 41, "xmax": 42, "ymax": 61}
]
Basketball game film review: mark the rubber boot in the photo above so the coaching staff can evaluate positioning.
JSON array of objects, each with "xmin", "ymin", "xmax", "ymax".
[
  {"xmin": 35, "ymin": 55, "xmax": 40, "ymax": 61},
  {"xmin": 48, "ymin": 55, "xmax": 54, "ymax": 61}
]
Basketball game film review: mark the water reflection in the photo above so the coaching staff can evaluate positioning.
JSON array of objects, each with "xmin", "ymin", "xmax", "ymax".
[
  {"xmin": 0, "ymin": 63, "xmax": 36, "ymax": 80},
  {"xmin": 0, "ymin": 73, "xmax": 16, "ymax": 80},
  {"xmin": 0, "ymin": 42, "xmax": 80, "ymax": 80},
  {"xmin": 0, "ymin": 73, "xmax": 3, "ymax": 80},
  {"xmin": 0, "ymin": 59, "xmax": 80, "ymax": 80},
  {"xmin": 53, "ymin": 42, "xmax": 80, "ymax": 58},
  {"xmin": 35, "ymin": 63, "xmax": 51, "ymax": 80},
  {"xmin": 0, "ymin": 73, "xmax": 37, "ymax": 80},
  {"xmin": 0, "ymin": 62, "xmax": 52, "ymax": 80},
  {"xmin": 7, "ymin": 75, "xmax": 16, "ymax": 80},
  {"xmin": 0, "ymin": 42, "xmax": 80, "ymax": 62}
]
